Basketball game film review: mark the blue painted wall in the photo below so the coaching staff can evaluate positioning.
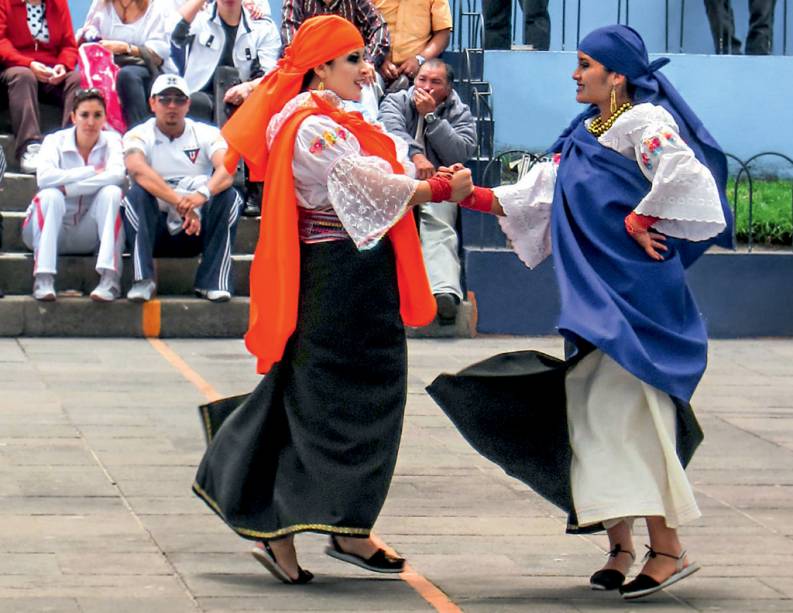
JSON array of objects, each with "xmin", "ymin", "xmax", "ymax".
[
  {"xmin": 458, "ymin": 0, "xmax": 793, "ymax": 55},
  {"xmin": 484, "ymin": 50, "xmax": 793, "ymax": 175},
  {"xmin": 465, "ymin": 249, "xmax": 793, "ymax": 338}
]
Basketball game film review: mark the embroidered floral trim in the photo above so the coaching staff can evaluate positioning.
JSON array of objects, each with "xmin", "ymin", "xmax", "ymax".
[
  {"xmin": 266, "ymin": 90, "xmax": 345, "ymax": 147},
  {"xmin": 308, "ymin": 127, "xmax": 349, "ymax": 155}
]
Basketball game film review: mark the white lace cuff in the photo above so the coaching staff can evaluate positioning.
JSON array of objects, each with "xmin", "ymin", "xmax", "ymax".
[
  {"xmin": 328, "ymin": 155, "xmax": 419, "ymax": 249},
  {"xmin": 493, "ymin": 160, "xmax": 556, "ymax": 269}
]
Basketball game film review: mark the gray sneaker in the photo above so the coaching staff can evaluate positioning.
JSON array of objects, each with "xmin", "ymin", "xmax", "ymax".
[
  {"xmin": 127, "ymin": 279, "xmax": 156, "ymax": 303},
  {"xmin": 32, "ymin": 273, "xmax": 56, "ymax": 301},
  {"xmin": 90, "ymin": 271, "xmax": 121, "ymax": 302},
  {"xmin": 195, "ymin": 288, "xmax": 231, "ymax": 302}
]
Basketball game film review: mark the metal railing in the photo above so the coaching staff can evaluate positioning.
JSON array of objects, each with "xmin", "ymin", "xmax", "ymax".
[
  {"xmin": 448, "ymin": 0, "xmax": 792, "ymax": 54},
  {"xmin": 476, "ymin": 149, "xmax": 793, "ymax": 252}
]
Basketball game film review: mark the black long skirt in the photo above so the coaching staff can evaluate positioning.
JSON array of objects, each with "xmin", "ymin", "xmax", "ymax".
[
  {"xmin": 426, "ymin": 349, "xmax": 703, "ymax": 533},
  {"xmin": 193, "ymin": 239, "xmax": 407, "ymax": 540}
]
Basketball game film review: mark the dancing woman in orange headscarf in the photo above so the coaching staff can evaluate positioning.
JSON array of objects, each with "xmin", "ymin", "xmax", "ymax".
[{"xmin": 192, "ymin": 15, "xmax": 472, "ymax": 584}]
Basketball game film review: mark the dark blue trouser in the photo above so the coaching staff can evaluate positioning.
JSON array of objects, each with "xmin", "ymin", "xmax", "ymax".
[
  {"xmin": 122, "ymin": 184, "xmax": 241, "ymax": 292},
  {"xmin": 116, "ymin": 65, "xmax": 154, "ymax": 128}
]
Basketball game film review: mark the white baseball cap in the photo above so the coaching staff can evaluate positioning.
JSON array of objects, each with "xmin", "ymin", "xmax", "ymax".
[{"xmin": 150, "ymin": 74, "xmax": 190, "ymax": 97}]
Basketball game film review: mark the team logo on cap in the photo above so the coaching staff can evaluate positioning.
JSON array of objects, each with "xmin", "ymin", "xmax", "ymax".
[{"xmin": 184, "ymin": 148, "xmax": 200, "ymax": 163}]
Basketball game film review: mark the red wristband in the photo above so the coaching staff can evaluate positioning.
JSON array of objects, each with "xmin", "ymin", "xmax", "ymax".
[
  {"xmin": 426, "ymin": 176, "xmax": 452, "ymax": 202},
  {"xmin": 625, "ymin": 211, "xmax": 659, "ymax": 235},
  {"xmin": 459, "ymin": 186, "xmax": 494, "ymax": 212}
]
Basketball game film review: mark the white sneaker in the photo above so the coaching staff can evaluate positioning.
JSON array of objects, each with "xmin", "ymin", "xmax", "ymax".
[
  {"xmin": 32, "ymin": 273, "xmax": 56, "ymax": 301},
  {"xmin": 195, "ymin": 288, "xmax": 231, "ymax": 303},
  {"xmin": 127, "ymin": 279, "xmax": 156, "ymax": 303},
  {"xmin": 90, "ymin": 271, "xmax": 121, "ymax": 302},
  {"xmin": 19, "ymin": 142, "xmax": 42, "ymax": 174}
]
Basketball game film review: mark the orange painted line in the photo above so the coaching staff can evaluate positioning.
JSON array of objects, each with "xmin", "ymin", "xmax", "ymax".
[
  {"xmin": 141, "ymin": 300, "xmax": 162, "ymax": 338},
  {"xmin": 370, "ymin": 534, "xmax": 462, "ymax": 613},
  {"xmin": 149, "ymin": 338, "xmax": 461, "ymax": 613},
  {"xmin": 147, "ymin": 338, "xmax": 222, "ymax": 402}
]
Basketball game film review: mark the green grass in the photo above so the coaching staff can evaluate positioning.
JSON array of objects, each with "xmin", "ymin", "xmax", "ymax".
[
  {"xmin": 494, "ymin": 153, "xmax": 793, "ymax": 246},
  {"xmin": 728, "ymin": 178, "xmax": 793, "ymax": 245}
]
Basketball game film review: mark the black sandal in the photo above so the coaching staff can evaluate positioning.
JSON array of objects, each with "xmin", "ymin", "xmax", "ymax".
[
  {"xmin": 589, "ymin": 543, "xmax": 635, "ymax": 591},
  {"xmin": 325, "ymin": 535, "xmax": 405, "ymax": 573},
  {"xmin": 620, "ymin": 545, "xmax": 700, "ymax": 600},
  {"xmin": 251, "ymin": 542, "xmax": 314, "ymax": 585}
]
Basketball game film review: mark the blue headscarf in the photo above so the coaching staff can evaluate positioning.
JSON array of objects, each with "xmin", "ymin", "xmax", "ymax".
[{"xmin": 553, "ymin": 24, "xmax": 733, "ymax": 254}]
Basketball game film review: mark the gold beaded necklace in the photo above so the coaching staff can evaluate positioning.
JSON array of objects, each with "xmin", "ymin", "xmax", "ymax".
[{"xmin": 587, "ymin": 101, "xmax": 633, "ymax": 137}]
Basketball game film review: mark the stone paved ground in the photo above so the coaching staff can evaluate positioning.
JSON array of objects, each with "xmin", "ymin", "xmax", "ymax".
[{"xmin": 1, "ymin": 336, "xmax": 792, "ymax": 613}]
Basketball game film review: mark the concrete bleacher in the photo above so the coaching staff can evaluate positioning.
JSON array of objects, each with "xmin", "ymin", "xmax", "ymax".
[{"xmin": 0, "ymin": 125, "xmax": 476, "ymax": 338}]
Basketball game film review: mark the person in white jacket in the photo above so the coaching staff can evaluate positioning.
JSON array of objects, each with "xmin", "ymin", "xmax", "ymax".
[
  {"xmin": 171, "ymin": 0, "xmax": 280, "ymax": 125},
  {"xmin": 22, "ymin": 88, "xmax": 126, "ymax": 302}
]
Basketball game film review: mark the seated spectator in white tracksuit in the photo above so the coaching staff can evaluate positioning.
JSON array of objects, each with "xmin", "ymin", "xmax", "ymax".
[
  {"xmin": 171, "ymin": 0, "xmax": 280, "ymax": 126},
  {"xmin": 122, "ymin": 74, "xmax": 241, "ymax": 303},
  {"xmin": 22, "ymin": 88, "xmax": 125, "ymax": 302}
]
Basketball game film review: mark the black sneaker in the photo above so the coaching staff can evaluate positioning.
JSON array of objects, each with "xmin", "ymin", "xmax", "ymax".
[
  {"xmin": 243, "ymin": 182, "xmax": 262, "ymax": 217},
  {"xmin": 435, "ymin": 293, "xmax": 459, "ymax": 326}
]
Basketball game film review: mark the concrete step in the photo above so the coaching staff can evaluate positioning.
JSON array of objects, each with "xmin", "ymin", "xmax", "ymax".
[
  {"xmin": 0, "ymin": 294, "xmax": 477, "ymax": 338},
  {"xmin": 0, "ymin": 252, "xmax": 253, "ymax": 296},
  {"xmin": 1, "ymin": 210, "xmax": 260, "ymax": 254},
  {"xmin": 0, "ymin": 172, "xmax": 37, "ymax": 211},
  {"xmin": 0, "ymin": 295, "xmax": 249, "ymax": 337}
]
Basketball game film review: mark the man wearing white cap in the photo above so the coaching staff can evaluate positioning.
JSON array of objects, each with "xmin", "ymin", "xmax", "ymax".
[{"xmin": 122, "ymin": 74, "xmax": 241, "ymax": 302}]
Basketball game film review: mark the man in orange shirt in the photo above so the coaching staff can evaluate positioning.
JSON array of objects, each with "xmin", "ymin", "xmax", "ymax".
[{"xmin": 373, "ymin": 0, "xmax": 452, "ymax": 90}]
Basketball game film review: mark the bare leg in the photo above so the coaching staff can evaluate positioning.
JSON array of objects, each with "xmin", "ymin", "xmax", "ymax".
[
  {"xmin": 598, "ymin": 520, "xmax": 635, "ymax": 574},
  {"xmin": 640, "ymin": 516, "xmax": 690, "ymax": 581},
  {"xmin": 261, "ymin": 535, "xmax": 300, "ymax": 580}
]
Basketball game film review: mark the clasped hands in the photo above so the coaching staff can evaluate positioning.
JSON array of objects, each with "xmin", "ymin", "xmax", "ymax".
[
  {"xmin": 433, "ymin": 163, "xmax": 473, "ymax": 202},
  {"xmin": 29, "ymin": 62, "xmax": 68, "ymax": 84},
  {"xmin": 176, "ymin": 193, "xmax": 206, "ymax": 236}
]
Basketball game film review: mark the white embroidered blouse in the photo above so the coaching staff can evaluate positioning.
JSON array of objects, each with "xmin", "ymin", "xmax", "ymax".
[
  {"xmin": 267, "ymin": 91, "xmax": 419, "ymax": 249},
  {"xmin": 494, "ymin": 103, "xmax": 727, "ymax": 269}
]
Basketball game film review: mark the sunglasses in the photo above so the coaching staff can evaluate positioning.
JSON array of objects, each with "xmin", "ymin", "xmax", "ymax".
[
  {"xmin": 74, "ymin": 87, "xmax": 105, "ymax": 101},
  {"xmin": 156, "ymin": 94, "xmax": 189, "ymax": 106}
]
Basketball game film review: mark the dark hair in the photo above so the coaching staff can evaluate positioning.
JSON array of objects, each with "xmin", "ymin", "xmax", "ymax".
[
  {"xmin": 72, "ymin": 88, "xmax": 107, "ymax": 112},
  {"xmin": 300, "ymin": 69, "xmax": 315, "ymax": 92},
  {"xmin": 421, "ymin": 58, "xmax": 454, "ymax": 85},
  {"xmin": 300, "ymin": 59, "xmax": 335, "ymax": 92}
]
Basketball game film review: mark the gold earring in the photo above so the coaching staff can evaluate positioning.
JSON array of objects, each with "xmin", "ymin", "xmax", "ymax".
[
  {"xmin": 610, "ymin": 87, "xmax": 617, "ymax": 114},
  {"xmin": 318, "ymin": 81, "xmax": 325, "ymax": 91}
]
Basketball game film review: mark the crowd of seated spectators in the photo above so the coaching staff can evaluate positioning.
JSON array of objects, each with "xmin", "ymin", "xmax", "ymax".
[{"xmin": 0, "ymin": 0, "xmax": 477, "ymax": 319}]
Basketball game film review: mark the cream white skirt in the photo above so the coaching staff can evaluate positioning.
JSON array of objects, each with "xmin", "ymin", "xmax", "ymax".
[{"xmin": 565, "ymin": 350, "xmax": 701, "ymax": 529}]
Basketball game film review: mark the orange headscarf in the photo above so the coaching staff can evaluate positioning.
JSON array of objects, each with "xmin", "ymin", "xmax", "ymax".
[{"xmin": 221, "ymin": 15, "xmax": 436, "ymax": 374}]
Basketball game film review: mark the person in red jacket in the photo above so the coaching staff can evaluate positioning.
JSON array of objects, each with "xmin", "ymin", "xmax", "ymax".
[{"xmin": 0, "ymin": 0, "xmax": 81, "ymax": 173}]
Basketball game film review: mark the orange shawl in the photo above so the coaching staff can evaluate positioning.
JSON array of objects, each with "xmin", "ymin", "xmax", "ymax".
[{"xmin": 221, "ymin": 16, "xmax": 435, "ymax": 373}]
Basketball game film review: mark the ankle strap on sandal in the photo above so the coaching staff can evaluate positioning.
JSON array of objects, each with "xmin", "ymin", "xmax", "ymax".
[
  {"xmin": 608, "ymin": 544, "xmax": 636, "ymax": 560},
  {"xmin": 643, "ymin": 545, "xmax": 687, "ymax": 570}
]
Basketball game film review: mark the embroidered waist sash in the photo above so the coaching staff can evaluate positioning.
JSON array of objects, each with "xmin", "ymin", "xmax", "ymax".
[{"xmin": 298, "ymin": 208, "xmax": 348, "ymax": 243}]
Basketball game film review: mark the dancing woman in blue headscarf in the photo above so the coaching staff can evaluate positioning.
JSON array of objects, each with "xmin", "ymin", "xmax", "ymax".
[{"xmin": 428, "ymin": 25, "xmax": 732, "ymax": 600}]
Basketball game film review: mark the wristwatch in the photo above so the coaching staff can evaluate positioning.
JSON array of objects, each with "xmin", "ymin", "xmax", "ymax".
[
  {"xmin": 416, "ymin": 54, "xmax": 426, "ymax": 66},
  {"xmin": 424, "ymin": 112, "xmax": 437, "ymax": 124},
  {"xmin": 195, "ymin": 185, "xmax": 211, "ymax": 201}
]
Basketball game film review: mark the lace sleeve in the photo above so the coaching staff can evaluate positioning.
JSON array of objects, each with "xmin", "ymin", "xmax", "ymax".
[
  {"xmin": 633, "ymin": 123, "xmax": 726, "ymax": 242},
  {"xmin": 327, "ymin": 155, "xmax": 419, "ymax": 249},
  {"xmin": 492, "ymin": 160, "xmax": 557, "ymax": 269}
]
